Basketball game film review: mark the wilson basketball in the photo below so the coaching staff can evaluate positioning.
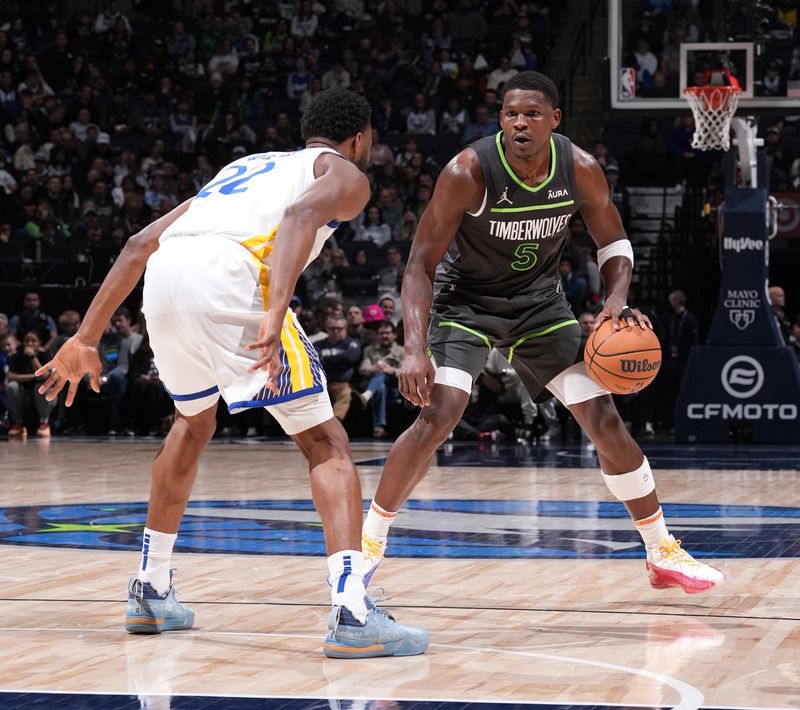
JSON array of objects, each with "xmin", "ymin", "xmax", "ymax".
[{"xmin": 584, "ymin": 320, "xmax": 662, "ymax": 394}]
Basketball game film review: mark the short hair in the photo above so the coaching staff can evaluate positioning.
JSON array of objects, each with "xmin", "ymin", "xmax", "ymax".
[
  {"xmin": 503, "ymin": 71, "xmax": 559, "ymax": 108},
  {"xmin": 377, "ymin": 322, "xmax": 396, "ymax": 333},
  {"xmin": 300, "ymin": 88, "xmax": 371, "ymax": 143},
  {"xmin": 114, "ymin": 306, "xmax": 131, "ymax": 320},
  {"xmin": 58, "ymin": 310, "xmax": 81, "ymax": 326},
  {"xmin": 325, "ymin": 315, "xmax": 347, "ymax": 329},
  {"xmin": 669, "ymin": 290, "xmax": 687, "ymax": 306}
]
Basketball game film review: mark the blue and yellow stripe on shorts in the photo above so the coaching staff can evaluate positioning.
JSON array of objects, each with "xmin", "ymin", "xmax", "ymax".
[{"xmin": 226, "ymin": 228, "xmax": 325, "ymax": 411}]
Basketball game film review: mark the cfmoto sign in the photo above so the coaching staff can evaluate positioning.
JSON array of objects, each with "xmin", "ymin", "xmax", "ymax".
[{"xmin": 720, "ymin": 356, "xmax": 764, "ymax": 399}]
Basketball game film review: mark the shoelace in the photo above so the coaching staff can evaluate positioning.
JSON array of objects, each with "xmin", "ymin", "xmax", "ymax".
[
  {"xmin": 361, "ymin": 531, "xmax": 386, "ymax": 560},
  {"xmin": 657, "ymin": 538, "xmax": 702, "ymax": 569}
]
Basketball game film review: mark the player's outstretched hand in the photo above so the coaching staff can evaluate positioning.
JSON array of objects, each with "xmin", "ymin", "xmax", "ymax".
[
  {"xmin": 35, "ymin": 335, "xmax": 102, "ymax": 406},
  {"xmin": 245, "ymin": 317, "xmax": 281, "ymax": 395},
  {"xmin": 399, "ymin": 351, "xmax": 435, "ymax": 407},
  {"xmin": 594, "ymin": 295, "xmax": 653, "ymax": 331}
]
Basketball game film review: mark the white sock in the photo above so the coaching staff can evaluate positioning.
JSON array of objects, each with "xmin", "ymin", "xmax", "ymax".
[
  {"xmin": 138, "ymin": 528, "xmax": 176, "ymax": 595},
  {"xmin": 362, "ymin": 390, "xmax": 373, "ymax": 402},
  {"xmin": 328, "ymin": 550, "xmax": 368, "ymax": 622},
  {"xmin": 363, "ymin": 499, "xmax": 398, "ymax": 541},
  {"xmin": 634, "ymin": 507, "xmax": 670, "ymax": 549}
]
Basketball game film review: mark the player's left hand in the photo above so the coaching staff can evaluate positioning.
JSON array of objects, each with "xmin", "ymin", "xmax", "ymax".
[
  {"xmin": 594, "ymin": 294, "xmax": 652, "ymax": 331},
  {"xmin": 245, "ymin": 316, "xmax": 281, "ymax": 395},
  {"xmin": 35, "ymin": 334, "xmax": 102, "ymax": 406}
]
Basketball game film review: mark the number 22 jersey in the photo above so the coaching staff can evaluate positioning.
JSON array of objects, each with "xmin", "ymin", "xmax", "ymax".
[{"xmin": 159, "ymin": 147, "xmax": 342, "ymax": 270}]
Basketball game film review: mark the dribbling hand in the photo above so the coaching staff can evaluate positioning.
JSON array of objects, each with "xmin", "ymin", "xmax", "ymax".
[{"xmin": 594, "ymin": 294, "xmax": 653, "ymax": 331}]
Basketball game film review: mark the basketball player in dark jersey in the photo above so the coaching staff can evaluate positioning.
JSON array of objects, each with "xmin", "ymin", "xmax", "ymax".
[{"xmin": 360, "ymin": 72, "xmax": 724, "ymax": 594}]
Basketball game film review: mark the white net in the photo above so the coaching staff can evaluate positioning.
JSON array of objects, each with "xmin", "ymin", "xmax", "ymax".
[{"xmin": 683, "ymin": 86, "xmax": 741, "ymax": 151}]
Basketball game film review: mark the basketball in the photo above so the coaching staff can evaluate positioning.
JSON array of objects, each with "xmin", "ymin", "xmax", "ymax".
[{"xmin": 584, "ymin": 320, "xmax": 662, "ymax": 395}]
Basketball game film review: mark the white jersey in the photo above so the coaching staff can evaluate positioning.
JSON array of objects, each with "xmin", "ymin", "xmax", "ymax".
[{"xmin": 160, "ymin": 146, "xmax": 342, "ymax": 270}]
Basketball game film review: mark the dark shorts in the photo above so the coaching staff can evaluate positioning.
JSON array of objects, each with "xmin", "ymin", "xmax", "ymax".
[{"xmin": 428, "ymin": 290, "xmax": 582, "ymax": 401}]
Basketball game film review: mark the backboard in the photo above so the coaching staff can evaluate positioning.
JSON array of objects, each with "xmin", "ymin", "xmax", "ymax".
[{"xmin": 609, "ymin": 0, "xmax": 799, "ymax": 112}]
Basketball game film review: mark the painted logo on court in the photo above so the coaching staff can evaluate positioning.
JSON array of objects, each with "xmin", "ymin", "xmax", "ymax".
[
  {"xmin": 0, "ymin": 499, "xmax": 798, "ymax": 559},
  {"xmin": 721, "ymin": 355, "xmax": 765, "ymax": 398}
]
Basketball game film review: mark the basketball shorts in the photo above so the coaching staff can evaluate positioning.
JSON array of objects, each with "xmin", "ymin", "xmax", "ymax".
[
  {"xmin": 142, "ymin": 235, "xmax": 332, "ymax": 436},
  {"xmin": 428, "ymin": 290, "xmax": 609, "ymax": 406}
]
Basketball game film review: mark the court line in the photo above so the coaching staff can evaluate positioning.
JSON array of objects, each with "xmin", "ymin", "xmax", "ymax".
[
  {"xmin": 0, "ymin": 597, "xmax": 796, "ymax": 622},
  {"xmin": 0, "ymin": 690, "xmax": 789, "ymax": 710},
  {"xmin": 0, "ymin": 626, "xmax": 704, "ymax": 709}
]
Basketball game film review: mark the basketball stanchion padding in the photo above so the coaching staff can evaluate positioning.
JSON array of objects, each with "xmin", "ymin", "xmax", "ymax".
[{"xmin": 584, "ymin": 320, "xmax": 662, "ymax": 394}]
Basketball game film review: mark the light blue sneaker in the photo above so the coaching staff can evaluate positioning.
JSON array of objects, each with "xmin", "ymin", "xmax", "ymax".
[
  {"xmin": 125, "ymin": 572, "xmax": 195, "ymax": 634},
  {"xmin": 323, "ymin": 597, "xmax": 429, "ymax": 658}
]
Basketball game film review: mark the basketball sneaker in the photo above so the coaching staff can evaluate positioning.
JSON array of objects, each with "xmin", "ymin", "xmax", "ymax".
[
  {"xmin": 125, "ymin": 572, "xmax": 195, "ymax": 634},
  {"xmin": 361, "ymin": 530, "xmax": 386, "ymax": 588},
  {"xmin": 646, "ymin": 535, "xmax": 725, "ymax": 594},
  {"xmin": 323, "ymin": 597, "xmax": 429, "ymax": 659}
]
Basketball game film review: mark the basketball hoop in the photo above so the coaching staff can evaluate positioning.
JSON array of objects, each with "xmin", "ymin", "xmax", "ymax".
[{"xmin": 683, "ymin": 84, "xmax": 741, "ymax": 151}]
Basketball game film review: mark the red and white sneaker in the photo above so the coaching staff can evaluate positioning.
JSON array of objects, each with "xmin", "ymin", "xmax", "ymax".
[{"xmin": 646, "ymin": 535, "xmax": 725, "ymax": 594}]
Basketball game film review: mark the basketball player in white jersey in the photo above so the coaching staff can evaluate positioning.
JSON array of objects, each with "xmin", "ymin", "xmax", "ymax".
[{"xmin": 37, "ymin": 89, "xmax": 428, "ymax": 658}]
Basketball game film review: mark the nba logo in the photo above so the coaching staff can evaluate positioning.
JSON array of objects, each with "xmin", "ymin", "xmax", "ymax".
[{"xmin": 620, "ymin": 68, "xmax": 636, "ymax": 99}]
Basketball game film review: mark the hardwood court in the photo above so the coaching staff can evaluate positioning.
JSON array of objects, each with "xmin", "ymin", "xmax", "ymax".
[{"xmin": 0, "ymin": 439, "xmax": 798, "ymax": 709}]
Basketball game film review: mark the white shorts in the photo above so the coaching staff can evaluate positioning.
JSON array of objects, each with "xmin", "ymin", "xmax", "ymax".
[
  {"xmin": 143, "ymin": 236, "xmax": 332, "ymax": 436},
  {"xmin": 546, "ymin": 361, "xmax": 611, "ymax": 406}
]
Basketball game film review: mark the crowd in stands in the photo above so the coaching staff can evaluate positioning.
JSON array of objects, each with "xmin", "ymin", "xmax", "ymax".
[{"xmin": 0, "ymin": 1, "xmax": 797, "ymax": 442}]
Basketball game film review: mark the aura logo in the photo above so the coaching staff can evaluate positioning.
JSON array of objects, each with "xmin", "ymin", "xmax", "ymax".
[
  {"xmin": 721, "ymin": 355, "xmax": 764, "ymax": 398},
  {"xmin": 0, "ymin": 499, "xmax": 798, "ymax": 560}
]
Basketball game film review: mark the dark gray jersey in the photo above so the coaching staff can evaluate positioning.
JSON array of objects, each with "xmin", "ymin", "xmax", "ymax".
[{"xmin": 435, "ymin": 131, "xmax": 581, "ymax": 302}]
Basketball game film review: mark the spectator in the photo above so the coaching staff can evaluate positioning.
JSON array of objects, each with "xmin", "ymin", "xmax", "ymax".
[
  {"xmin": 346, "ymin": 304, "xmax": 377, "ymax": 348},
  {"xmin": 440, "ymin": 96, "xmax": 469, "ymax": 137},
  {"xmin": 359, "ymin": 321, "xmax": 404, "ymax": 438},
  {"xmin": 354, "ymin": 205, "xmax": 392, "ymax": 248},
  {"xmin": 0, "ymin": 333, "xmax": 13, "ymax": 428},
  {"xmin": 104, "ymin": 307, "xmax": 143, "ymax": 435},
  {"xmin": 578, "ymin": 311, "xmax": 596, "ymax": 339},
  {"xmin": 9, "ymin": 291, "xmax": 58, "ymax": 352},
  {"xmin": 558, "ymin": 256, "xmax": 588, "ymax": 314},
  {"xmin": 592, "ymin": 140, "xmax": 617, "ymax": 171},
  {"xmin": 406, "ymin": 93, "xmax": 437, "ymax": 136},
  {"xmin": 49, "ymin": 310, "xmax": 81, "ymax": 358},
  {"xmin": 633, "ymin": 38, "xmax": 658, "ymax": 91},
  {"xmin": 369, "ymin": 129, "xmax": 394, "ymax": 169},
  {"xmin": 207, "ymin": 39, "xmax": 239, "ymax": 78},
  {"xmin": 315, "ymin": 315, "xmax": 362, "ymax": 422},
  {"xmin": 322, "ymin": 62, "xmax": 351, "ymax": 91},
  {"xmin": 379, "ymin": 295, "xmax": 401, "ymax": 326},
  {"xmin": 376, "ymin": 186, "xmax": 404, "ymax": 231},
  {"xmin": 462, "ymin": 104, "xmax": 500, "ymax": 145},
  {"xmin": 127, "ymin": 320, "xmax": 172, "ymax": 436},
  {"xmin": 7, "ymin": 330, "xmax": 55, "ymax": 437},
  {"xmin": 662, "ymin": 289, "xmax": 699, "ymax": 428},
  {"xmin": 486, "ymin": 56, "xmax": 518, "ymax": 92},
  {"xmin": 632, "ymin": 118, "xmax": 667, "ymax": 185},
  {"xmin": 286, "ymin": 57, "xmax": 313, "ymax": 100},
  {"xmin": 604, "ymin": 164, "xmax": 631, "ymax": 231},
  {"xmin": 768, "ymin": 285, "xmax": 792, "ymax": 345},
  {"xmin": 291, "ymin": 1, "xmax": 320, "ymax": 39},
  {"xmin": 393, "ymin": 209, "xmax": 418, "ymax": 242},
  {"xmin": 376, "ymin": 246, "xmax": 405, "ymax": 295}
]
